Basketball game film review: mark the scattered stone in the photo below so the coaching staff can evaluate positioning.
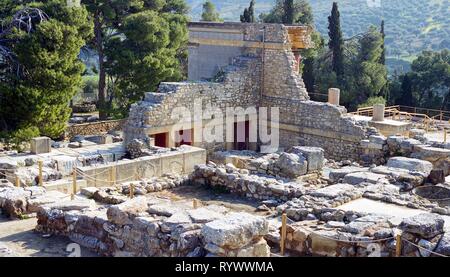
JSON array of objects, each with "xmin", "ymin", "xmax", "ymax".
[
  {"xmin": 329, "ymin": 167, "xmax": 369, "ymax": 183},
  {"xmin": 106, "ymin": 197, "xmax": 148, "ymax": 225},
  {"xmin": 289, "ymin": 146, "xmax": 324, "ymax": 172},
  {"xmin": 387, "ymin": 157, "xmax": 433, "ymax": 177},
  {"xmin": 343, "ymin": 172, "xmax": 388, "ymax": 185},
  {"xmin": 399, "ymin": 213, "xmax": 444, "ymax": 239},
  {"xmin": 202, "ymin": 212, "xmax": 268, "ymax": 249}
]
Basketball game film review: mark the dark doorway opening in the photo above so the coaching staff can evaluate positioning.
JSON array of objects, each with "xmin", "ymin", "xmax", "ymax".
[
  {"xmin": 175, "ymin": 129, "xmax": 193, "ymax": 147},
  {"xmin": 153, "ymin": 132, "xmax": 168, "ymax": 148},
  {"xmin": 234, "ymin": 121, "xmax": 250, "ymax": 150}
]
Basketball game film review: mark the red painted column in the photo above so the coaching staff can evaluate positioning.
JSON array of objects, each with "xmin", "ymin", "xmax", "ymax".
[{"xmin": 293, "ymin": 51, "xmax": 301, "ymax": 73}]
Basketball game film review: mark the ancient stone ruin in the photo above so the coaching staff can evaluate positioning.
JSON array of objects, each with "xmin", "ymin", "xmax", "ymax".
[{"xmin": 1, "ymin": 22, "xmax": 450, "ymax": 258}]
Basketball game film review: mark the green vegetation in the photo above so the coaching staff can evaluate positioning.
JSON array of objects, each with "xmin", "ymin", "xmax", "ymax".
[
  {"xmin": 240, "ymin": 0, "xmax": 256, "ymax": 23},
  {"xmin": 327, "ymin": 2, "xmax": 344, "ymax": 79},
  {"xmin": 0, "ymin": 1, "xmax": 92, "ymax": 143},
  {"xmin": 358, "ymin": 96, "xmax": 386, "ymax": 109},
  {"xmin": 83, "ymin": 0, "xmax": 189, "ymax": 120},
  {"xmin": 389, "ymin": 50, "xmax": 450, "ymax": 110},
  {"xmin": 201, "ymin": 0, "xmax": 222, "ymax": 22},
  {"xmin": 260, "ymin": 0, "xmax": 313, "ymax": 25}
]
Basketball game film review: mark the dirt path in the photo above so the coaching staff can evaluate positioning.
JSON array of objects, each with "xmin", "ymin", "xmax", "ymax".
[{"xmin": 0, "ymin": 216, "xmax": 98, "ymax": 257}]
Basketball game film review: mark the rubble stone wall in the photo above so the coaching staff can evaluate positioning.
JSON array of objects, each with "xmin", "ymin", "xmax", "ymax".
[
  {"xmin": 66, "ymin": 120, "xmax": 125, "ymax": 139},
  {"xmin": 35, "ymin": 197, "xmax": 270, "ymax": 257}
]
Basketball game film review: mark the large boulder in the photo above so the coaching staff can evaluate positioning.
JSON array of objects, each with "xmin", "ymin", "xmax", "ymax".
[
  {"xmin": 399, "ymin": 213, "xmax": 444, "ymax": 239},
  {"xmin": 289, "ymin": 146, "xmax": 324, "ymax": 172},
  {"xmin": 343, "ymin": 172, "xmax": 388, "ymax": 185},
  {"xmin": 386, "ymin": 157, "xmax": 433, "ymax": 177},
  {"xmin": 276, "ymin": 153, "xmax": 307, "ymax": 178},
  {"xmin": 329, "ymin": 167, "xmax": 369, "ymax": 183},
  {"xmin": 309, "ymin": 183, "xmax": 355, "ymax": 199},
  {"xmin": 411, "ymin": 146, "xmax": 450, "ymax": 176},
  {"xmin": 0, "ymin": 187, "xmax": 31, "ymax": 217},
  {"xmin": 106, "ymin": 196, "xmax": 148, "ymax": 225},
  {"xmin": 201, "ymin": 212, "xmax": 268, "ymax": 249}
]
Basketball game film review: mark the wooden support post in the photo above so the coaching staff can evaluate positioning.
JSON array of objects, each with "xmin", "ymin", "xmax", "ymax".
[
  {"xmin": 72, "ymin": 167, "xmax": 77, "ymax": 201},
  {"xmin": 444, "ymin": 129, "xmax": 447, "ymax": 144},
  {"xmin": 193, "ymin": 199, "xmax": 199, "ymax": 209},
  {"xmin": 15, "ymin": 175, "xmax": 20, "ymax": 187},
  {"xmin": 280, "ymin": 213, "xmax": 287, "ymax": 256},
  {"xmin": 38, "ymin": 160, "xmax": 43, "ymax": 186},
  {"xmin": 440, "ymin": 112, "xmax": 443, "ymax": 121},
  {"xmin": 395, "ymin": 233, "xmax": 402, "ymax": 257},
  {"xmin": 111, "ymin": 166, "xmax": 116, "ymax": 186},
  {"xmin": 130, "ymin": 183, "xmax": 135, "ymax": 199}
]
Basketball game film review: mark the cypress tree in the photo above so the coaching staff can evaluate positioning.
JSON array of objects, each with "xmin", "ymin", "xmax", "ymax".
[
  {"xmin": 328, "ymin": 2, "xmax": 344, "ymax": 78},
  {"xmin": 241, "ymin": 0, "xmax": 256, "ymax": 23},
  {"xmin": 282, "ymin": 0, "xmax": 295, "ymax": 24},
  {"xmin": 380, "ymin": 20, "xmax": 386, "ymax": 65}
]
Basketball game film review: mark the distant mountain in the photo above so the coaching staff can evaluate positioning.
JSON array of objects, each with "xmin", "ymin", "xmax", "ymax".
[{"xmin": 187, "ymin": 0, "xmax": 450, "ymax": 73}]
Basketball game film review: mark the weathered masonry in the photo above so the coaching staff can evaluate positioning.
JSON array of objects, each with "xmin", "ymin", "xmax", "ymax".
[{"xmin": 125, "ymin": 22, "xmax": 373, "ymax": 161}]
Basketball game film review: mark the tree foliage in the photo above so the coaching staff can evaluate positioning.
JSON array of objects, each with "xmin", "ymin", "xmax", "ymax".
[
  {"xmin": 389, "ymin": 49, "xmax": 450, "ymax": 110},
  {"xmin": 201, "ymin": 0, "xmax": 222, "ymax": 22},
  {"xmin": 82, "ymin": 0, "xmax": 189, "ymax": 119},
  {"xmin": 0, "ymin": 1, "xmax": 92, "ymax": 140},
  {"xmin": 328, "ymin": 2, "xmax": 344, "ymax": 79},
  {"xmin": 105, "ymin": 9, "xmax": 188, "ymax": 117},
  {"xmin": 240, "ymin": 0, "xmax": 255, "ymax": 23},
  {"xmin": 260, "ymin": 0, "xmax": 313, "ymax": 25}
]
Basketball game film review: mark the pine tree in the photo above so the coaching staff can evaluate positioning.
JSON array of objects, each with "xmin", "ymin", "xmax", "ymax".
[
  {"xmin": 201, "ymin": 0, "xmax": 222, "ymax": 22},
  {"xmin": 282, "ymin": 0, "xmax": 295, "ymax": 24},
  {"xmin": 0, "ymin": 1, "xmax": 92, "ymax": 139},
  {"xmin": 82, "ymin": 0, "xmax": 188, "ymax": 119},
  {"xmin": 240, "ymin": 0, "xmax": 255, "ymax": 23},
  {"xmin": 328, "ymin": 2, "xmax": 344, "ymax": 78}
]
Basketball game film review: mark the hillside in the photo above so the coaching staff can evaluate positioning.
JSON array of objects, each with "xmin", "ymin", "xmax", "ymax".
[{"xmin": 187, "ymin": 0, "xmax": 450, "ymax": 73}]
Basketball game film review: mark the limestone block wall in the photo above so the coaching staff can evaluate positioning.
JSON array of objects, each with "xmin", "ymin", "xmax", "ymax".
[
  {"xmin": 36, "ymin": 197, "xmax": 270, "ymax": 257},
  {"xmin": 78, "ymin": 146, "xmax": 206, "ymax": 187},
  {"xmin": 262, "ymin": 49, "xmax": 308, "ymax": 100},
  {"xmin": 66, "ymin": 120, "xmax": 125, "ymax": 139},
  {"xmin": 262, "ymin": 98, "xmax": 367, "ymax": 160},
  {"xmin": 125, "ymin": 55, "xmax": 261, "ymax": 149}
]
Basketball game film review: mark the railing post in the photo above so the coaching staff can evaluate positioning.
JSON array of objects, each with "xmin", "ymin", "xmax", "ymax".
[
  {"xmin": 72, "ymin": 166, "xmax": 77, "ymax": 200},
  {"xmin": 280, "ymin": 213, "xmax": 287, "ymax": 256},
  {"xmin": 444, "ymin": 129, "xmax": 447, "ymax": 144},
  {"xmin": 38, "ymin": 160, "xmax": 43, "ymax": 186},
  {"xmin": 129, "ymin": 183, "xmax": 135, "ymax": 199},
  {"xmin": 15, "ymin": 175, "xmax": 20, "ymax": 187},
  {"xmin": 396, "ymin": 233, "xmax": 402, "ymax": 257}
]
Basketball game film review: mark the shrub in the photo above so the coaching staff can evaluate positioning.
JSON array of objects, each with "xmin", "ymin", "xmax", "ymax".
[{"xmin": 357, "ymin": 96, "xmax": 387, "ymax": 109}]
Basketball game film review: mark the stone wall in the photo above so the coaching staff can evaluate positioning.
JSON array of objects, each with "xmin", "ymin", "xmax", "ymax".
[
  {"xmin": 35, "ymin": 196, "xmax": 270, "ymax": 257},
  {"xmin": 125, "ymin": 55, "xmax": 261, "ymax": 150},
  {"xmin": 190, "ymin": 163, "xmax": 307, "ymax": 201},
  {"xmin": 78, "ymin": 146, "xmax": 206, "ymax": 187},
  {"xmin": 66, "ymin": 120, "xmax": 125, "ymax": 139}
]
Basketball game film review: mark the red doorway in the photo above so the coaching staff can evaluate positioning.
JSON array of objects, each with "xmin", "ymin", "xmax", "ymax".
[
  {"xmin": 153, "ymin": 132, "xmax": 168, "ymax": 148},
  {"xmin": 234, "ymin": 121, "xmax": 249, "ymax": 151},
  {"xmin": 175, "ymin": 129, "xmax": 193, "ymax": 147}
]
